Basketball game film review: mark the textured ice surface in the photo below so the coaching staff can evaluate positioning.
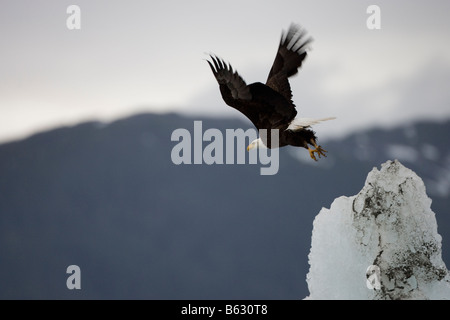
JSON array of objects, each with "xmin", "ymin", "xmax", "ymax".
[{"xmin": 306, "ymin": 160, "xmax": 450, "ymax": 299}]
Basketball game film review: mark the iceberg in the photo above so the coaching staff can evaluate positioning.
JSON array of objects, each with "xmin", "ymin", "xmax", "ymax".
[{"xmin": 306, "ymin": 160, "xmax": 450, "ymax": 299}]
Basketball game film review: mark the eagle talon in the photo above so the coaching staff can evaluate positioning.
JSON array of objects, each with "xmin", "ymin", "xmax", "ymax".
[{"xmin": 308, "ymin": 146, "xmax": 327, "ymax": 161}]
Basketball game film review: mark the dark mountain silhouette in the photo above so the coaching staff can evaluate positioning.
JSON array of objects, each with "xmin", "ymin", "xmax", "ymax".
[{"xmin": 0, "ymin": 113, "xmax": 448, "ymax": 299}]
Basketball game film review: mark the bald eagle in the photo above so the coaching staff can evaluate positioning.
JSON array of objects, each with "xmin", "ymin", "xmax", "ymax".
[{"xmin": 207, "ymin": 24, "xmax": 335, "ymax": 161}]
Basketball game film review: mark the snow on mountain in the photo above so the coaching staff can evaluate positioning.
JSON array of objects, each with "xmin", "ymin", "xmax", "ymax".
[
  {"xmin": 306, "ymin": 160, "xmax": 450, "ymax": 299},
  {"xmin": 288, "ymin": 120, "xmax": 450, "ymax": 199},
  {"xmin": 386, "ymin": 144, "xmax": 419, "ymax": 162}
]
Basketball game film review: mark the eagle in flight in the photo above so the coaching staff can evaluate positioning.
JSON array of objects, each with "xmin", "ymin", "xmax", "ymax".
[{"xmin": 207, "ymin": 24, "xmax": 335, "ymax": 161}]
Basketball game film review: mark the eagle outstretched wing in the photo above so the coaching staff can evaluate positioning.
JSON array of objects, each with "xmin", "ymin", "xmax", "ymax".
[
  {"xmin": 206, "ymin": 55, "xmax": 252, "ymax": 103},
  {"xmin": 266, "ymin": 24, "xmax": 313, "ymax": 105}
]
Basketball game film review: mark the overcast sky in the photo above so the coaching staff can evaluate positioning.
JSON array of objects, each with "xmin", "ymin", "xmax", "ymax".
[{"xmin": 1, "ymin": 0, "xmax": 450, "ymax": 143}]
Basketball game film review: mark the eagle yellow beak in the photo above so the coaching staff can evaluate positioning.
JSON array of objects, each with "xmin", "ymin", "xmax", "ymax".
[{"xmin": 247, "ymin": 145, "xmax": 251, "ymax": 152}]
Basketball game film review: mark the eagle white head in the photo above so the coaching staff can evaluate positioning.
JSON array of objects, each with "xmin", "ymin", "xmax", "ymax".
[{"xmin": 247, "ymin": 138, "xmax": 267, "ymax": 151}]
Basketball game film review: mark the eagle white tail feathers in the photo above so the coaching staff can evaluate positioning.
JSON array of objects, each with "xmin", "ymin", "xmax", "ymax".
[{"xmin": 287, "ymin": 117, "xmax": 336, "ymax": 131}]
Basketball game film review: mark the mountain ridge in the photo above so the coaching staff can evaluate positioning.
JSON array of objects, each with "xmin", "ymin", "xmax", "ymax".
[{"xmin": 0, "ymin": 112, "xmax": 448, "ymax": 299}]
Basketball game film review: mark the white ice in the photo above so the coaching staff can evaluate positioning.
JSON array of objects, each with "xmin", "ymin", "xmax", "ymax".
[{"xmin": 306, "ymin": 160, "xmax": 450, "ymax": 299}]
